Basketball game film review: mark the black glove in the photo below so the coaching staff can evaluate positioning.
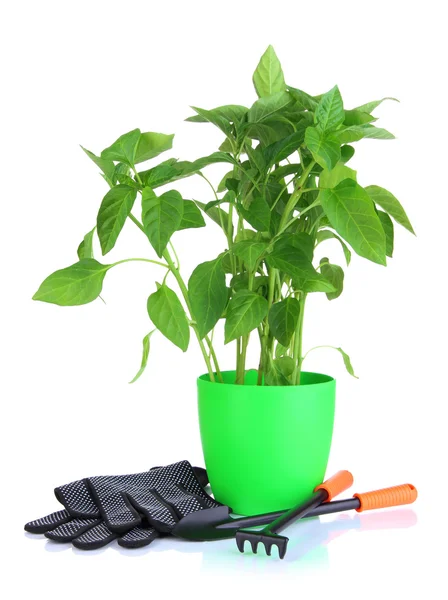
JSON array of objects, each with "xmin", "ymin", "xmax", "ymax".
[
  {"xmin": 86, "ymin": 460, "xmax": 220, "ymax": 533},
  {"xmin": 25, "ymin": 477, "xmax": 160, "ymax": 549},
  {"xmin": 25, "ymin": 461, "xmax": 216, "ymax": 550}
]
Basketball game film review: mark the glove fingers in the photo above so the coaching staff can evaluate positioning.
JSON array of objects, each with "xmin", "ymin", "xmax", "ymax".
[
  {"xmin": 44, "ymin": 518, "xmax": 101, "ymax": 542},
  {"xmin": 25, "ymin": 509, "xmax": 72, "ymax": 534},
  {"xmin": 86, "ymin": 478, "xmax": 142, "ymax": 532},
  {"xmin": 118, "ymin": 526, "xmax": 159, "ymax": 549},
  {"xmin": 72, "ymin": 522, "xmax": 118, "ymax": 550},
  {"xmin": 163, "ymin": 484, "xmax": 213, "ymax": 518},
  {"xmin": 126, "ymin": 490, "xmax": 178, "ymax": 532},
  {"xmin": 55, "ymin": 479, "xmax": 100, "ymax": 518}
]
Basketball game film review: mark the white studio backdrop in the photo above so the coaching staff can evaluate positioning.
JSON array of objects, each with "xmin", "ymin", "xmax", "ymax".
[{"xmin": 1, "ymin": 0, "xmax": 446, "ymax": 597}]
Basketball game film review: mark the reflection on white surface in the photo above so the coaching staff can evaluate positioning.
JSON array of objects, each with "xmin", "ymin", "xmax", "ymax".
[{"xmin": 38, "ymin": 508, "xmax": 417, "ymax": 571}]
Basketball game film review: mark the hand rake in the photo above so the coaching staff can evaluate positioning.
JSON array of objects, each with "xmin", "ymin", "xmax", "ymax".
[{"xmin": 235, "ymin": 470, "xmax": 353, "ymax": 559}]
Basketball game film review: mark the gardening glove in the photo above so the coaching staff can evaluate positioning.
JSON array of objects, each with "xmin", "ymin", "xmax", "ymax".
[
  {"xmin": 85, "ymin": 460, "xmax": 221, "ymax": 534},
  {"xmin": 25, "ymin": 476, "xmax": 161, "ymax": 550},
  {"xmin": 25, "ymin": 461, "xmax": 213, "ymax": 550}
]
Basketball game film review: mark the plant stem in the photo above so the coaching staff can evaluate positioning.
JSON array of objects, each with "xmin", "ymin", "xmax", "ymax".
[
  {"xmin": 129, "ymin": 213, "xmax": 145, "ymax": 232},
  {"xmin": 279, "ymin": 161, "xmax": 316, "ymax": 231},
  {"xmin": 205, "ymin": 335, "xmax": 223, "ymax": 381},
  {"xmin": 132, "ymin": 167, "xmax": 143, "ymax": 186},
  {"xmin": 292, "ymin": 293, "xmax": 307, "ymax": 385},
  {"xmin": 256, "ymin": 267, "xmax": 277, "ymax": 385},
  {"xmin": 162, "ymin": 248, "xmax": 221, "ymax": 383},
  {"xmin": 112, "ymin": 257, "xmax": 170, "ymax": 269},
  {"xmin": 302, "ymin": 344, "xmax": 337, "ymax": 363},
  {"xmin": 169, "ymin": 241, "xmax": 180, "ymax": 269},
  {"xmin": 236, "ymin": 333, "xmax": 250, "ymax": 384}
]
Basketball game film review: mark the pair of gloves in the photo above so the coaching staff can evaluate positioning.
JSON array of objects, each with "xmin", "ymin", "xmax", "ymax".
[{"xmin": 25, "ymin": 460, "xmax": 220, "ymax": 550}]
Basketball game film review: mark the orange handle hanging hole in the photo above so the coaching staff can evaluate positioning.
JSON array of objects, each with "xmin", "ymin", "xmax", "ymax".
[
  {"xmin": 315, "ymin": 470, "xmax": 354, "ymax": 502},
  {"xmin": 354, "ymin": 483, "xmax": 418, "ymax": 512}
]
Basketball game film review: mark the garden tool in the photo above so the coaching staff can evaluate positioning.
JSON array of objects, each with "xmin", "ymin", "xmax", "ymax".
[
  {"xmin": 172, "ymin": 481, "xmax": 417, "ymax": 543},
  {"xmin": 233, "ymin": 470, "xmax": 353, "ymax": 558},
  {"xmin": 235, "ymin": 481, "xmax": 417, "ymax": 558}
]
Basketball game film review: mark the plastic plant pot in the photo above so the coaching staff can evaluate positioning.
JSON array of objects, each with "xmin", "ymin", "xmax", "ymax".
[{"xmin": 197, "ymin": 369, "xmax": 335, "ymax": 515}]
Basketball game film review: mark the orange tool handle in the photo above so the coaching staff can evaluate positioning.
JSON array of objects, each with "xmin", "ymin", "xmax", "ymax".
[
  {"xmin": 354, "ymin": 483, "xmax": 417, "ymax": 512},
  {"xmin": 315, "ymin": 470, "xmax": 354, "ymax": 501}
]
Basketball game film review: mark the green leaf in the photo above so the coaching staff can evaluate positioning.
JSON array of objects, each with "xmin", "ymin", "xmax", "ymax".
[
  {"xmin": 263, "ymin": 131, "xmax": 305, "ymax": 167},
  {"xmin": 275, "ymin": 356, "xmax": 295, "ymax": 377},
  {"xmin": 316, "ymin": 229, "xmax": 352, "ymax": 266},
  {"xmin": 274, "ymin": 232, "xmax": 314, "ymax": 261},
  {"xmin": 266, "ymin": 243, "xmax": 336, "ymax": 293},
  {"xmin": 275, "ymin": 342, "xmax": 289, "ymax": 359},
  {"xmin": 239, "ymin": 193, "xmax": 270, "ymax": 232},
  {"xmin": 115, "ymin": 173, "xmax": 141, "ymax": 189},
  {"xmin": 134, "ymin": 132, "xmax": 174, "ymax": 164},
  {"xmin": 97, "ymin": 185, "xmax": 137, "ymax": 255},
  {"xmin": 365, "ymin": 185, "xmax": 415, "ymax": 234},
  {"xmin": 270, "ymin": 163, "xmax": 302, "ymax": 180},
  {"xmin": 334, "ymin": 347, "xmax": 358, "ymax": 378},
  {"xmin": 186, "ymin": 105, "xmax": 247, "ymax": 123},
  {"xmin": 245, "ymin": 144, "xmax": 266, "ymax": 173},
  {"xmin": 205, "ymin": 190, "xmax": 235, "ymax": 213},
  {"xmin": 252, "ymin": 45, "xmax": 286, "ymax": 98},
  {"xmin": 194, "ymin": 152, "xmax": 237, "ymax": 169},
  {"xmin": 224, "ymin": 290, "xmax": 268, "ymax": 343},
  {"xmin": 77, "ymin": 227, "xmax": 96, "ymax": 260},
  {"xmin": 337, "ymin": 124, "xmax": 395, "ymax": 143},
  {"xmin": 343, "ymin": 110, "xmax": 376, "ymax": 126},
  {"xmin": 354, "ymin": 97, "xmax": 399, "ymax": 113},
  {"xmin": 177, "ymin": 152, "xmax": 236, "ymax": 178},
  {"xmin": 268, "ymin": 297, "xmax": 301, "ymax": 346},
  {"xmin": 81, "ymin": 146, "xmax": 116, "ymax": 184},
  {"xmin": 32, "ymin": 259, "xmax": 110, "ymax": 306},
  {"xmin": 340, "ymin": 145, "xmax": 355, "ymax": 163},
  {"xmin": 319, "ymin": 179, "xmax": 387, "ymax": 265},
  {"xmin": 248, "ymin": 92, "xmax": 292, "ymax": 124},
  {"xmin": 319, "ymin": 258, "xmax": 344, "ymax": 300},
  {"xmin": 188, "ymin": 257, "xmax": 228, "ymax": 338},
  {"xmin": 147, "ymin": 284, "xmax": 190, "ymax": 351},
  {"xmin": 287, "ymin": 86, "xmax": 319, "ymax": 110},
  {"xmin": 189, "ymin": 106, "xmax": 233, "ymax": 137},
  {"xmin": 244, "ymin": 122, "xmax": 288, "ymax": 146},
  {"xmin": 141, "ymin": 188, "xmax": 184, "ymax": 257},
  {"xmin": 319, "ymin": 163, "xmax": 357, "ymax": 188},
  {"xmin": 195, "ymin": 200, "xmax": 232, "ymax": 233},
  {"xmin": 377, "ymin": 210, "xmax": 394, "ymax": 257},
  {"xmin": 129, "ymin": 330, "xmax": 156, "ymax": 384},
  {"xmin": 101, "ymin": 129, "xmax": 141, "ymax": 165},
  {"xmin": 138, "ymin": 163, "xmax": 179, "ymax": 188},
  {"xmin": 265, "ymin": 360, "xmax": 291, "ymax": 386},
  {"xmin": 178, "ymin": 200, "xmax": 206, "ymax": 231},
  {"xmin": 315, "ymin": 85, "xmax": 344, "ymax": 132},
  {"xmin": 232, "ymin": 240, "xmax": 268, "ymax": 271},
  {"xmin": 234, "ymin": 228, "xmax": 257, "ymax": 243},
  {"xmin": 219, "ymin": 138, "xmax": 234, "ymax": 152},
  {"xmin": 305, "ymin": 127, "xmax": 340, "ymax": 170},
  {"xmin": 217, "ymin": 170, "xmax": 235, "ymax": 192}
]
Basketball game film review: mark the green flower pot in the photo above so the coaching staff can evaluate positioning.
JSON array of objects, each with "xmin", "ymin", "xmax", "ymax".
[{"xmin": 197, "ymin": 369, "xmax": 335, "ymax": 515}]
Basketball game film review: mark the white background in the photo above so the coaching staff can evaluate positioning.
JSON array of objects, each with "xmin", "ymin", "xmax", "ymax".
[{"xmin": 1, "ymin": 0, "xmax": 447, "ymax": 597}]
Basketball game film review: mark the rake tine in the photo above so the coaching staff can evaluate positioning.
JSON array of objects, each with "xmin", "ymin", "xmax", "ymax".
[
  {"xmin": 250, "ymin": 539, "xmax": 258, "ymax": 554},
  {"xmin": 236, "ymin": 535, "xmax": 245, "ymax": 553},
  {"xmin": 277, "ymin": 539, "xmax": 288, "ymax": 560}
]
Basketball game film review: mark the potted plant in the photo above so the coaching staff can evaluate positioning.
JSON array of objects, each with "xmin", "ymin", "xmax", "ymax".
[{"xmin": 33, "ymin": 46, "xmax": 414, "ymax": 515}]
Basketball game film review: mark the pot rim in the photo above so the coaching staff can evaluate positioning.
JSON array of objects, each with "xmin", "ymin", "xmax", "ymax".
[{"xmin": 198, "ymin": 368, "xmax": 335, "ymax": 388}]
